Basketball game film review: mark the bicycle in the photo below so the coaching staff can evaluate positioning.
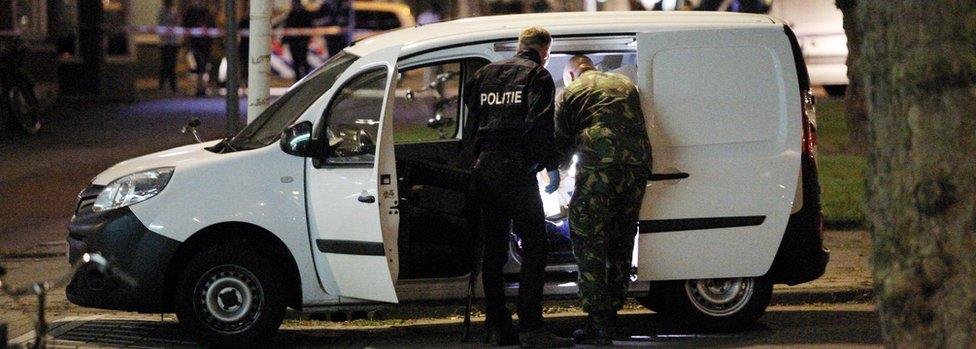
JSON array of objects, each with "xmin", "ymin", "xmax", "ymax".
[
  {"xmin": 0, "ymin": 36, "xmax": 42, "ymax": 137},
  {"xmin": 0, "ymin": 253, "xmax": 136, "ymax": 349}
]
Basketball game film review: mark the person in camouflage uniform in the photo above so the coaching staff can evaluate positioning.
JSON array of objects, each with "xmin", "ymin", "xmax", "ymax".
[{"xmin": 554, "ymin": 55, "xmax": 652, "ymax": 344}]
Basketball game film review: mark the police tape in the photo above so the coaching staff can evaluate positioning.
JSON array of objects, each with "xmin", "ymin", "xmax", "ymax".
[{"xmin": 127, "ymin": 25, "xmax": 346, "ymax": 38}]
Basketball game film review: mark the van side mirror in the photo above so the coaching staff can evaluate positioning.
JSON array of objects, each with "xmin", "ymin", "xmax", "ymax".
[
  {"xmin": 280, "ymin": 121, "xmax": 315, "ymax": 157},
  {"xmin": 180, "ymin": 117, "xmax": 203, "ymax": 143}
]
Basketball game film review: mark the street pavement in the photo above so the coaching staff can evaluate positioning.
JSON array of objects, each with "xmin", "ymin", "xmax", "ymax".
[
  {"xmin": 0, "ymin": 94, "xmax": 234, "ymax": 253},
  {"xmin": 1, "ymin": 229, "xmax": 877, "ymax": 348},
  {"xmin": 5, "ymin": 303, "xmax": 882, "ymax": 348},
  {"xmin": 2, "ymin": 95, "xmax": 880, "ymax": 347}
]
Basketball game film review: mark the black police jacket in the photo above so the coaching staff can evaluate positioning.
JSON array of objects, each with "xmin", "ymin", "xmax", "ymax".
[{"xmin": 463, "ymin": 49, "xmax": 559, "ymax": 172}]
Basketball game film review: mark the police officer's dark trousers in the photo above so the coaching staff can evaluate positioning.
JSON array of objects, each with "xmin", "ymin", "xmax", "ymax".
[{"xmin": 473, "ymin": 151, "xmax": 550, "ymax": 331}]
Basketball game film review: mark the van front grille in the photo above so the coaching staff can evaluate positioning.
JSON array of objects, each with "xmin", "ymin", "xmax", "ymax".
[
  {"xmin": 76, "ymin": 197, "xmax": 97, "ymax": 215},
  {"xmin": 75, "ymin": 185, "xmax": 105, "ymax": 216}
]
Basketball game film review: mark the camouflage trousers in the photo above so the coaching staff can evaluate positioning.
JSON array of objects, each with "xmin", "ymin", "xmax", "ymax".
[{"xmin": 569, "ymin": 164, "xmax": 648, "ymax": 318}]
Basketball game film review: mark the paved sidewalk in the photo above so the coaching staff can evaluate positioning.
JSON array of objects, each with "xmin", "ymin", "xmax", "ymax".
[
  {"xmin": 6, "ymin": 304, "xmax": 881, "ymax": 348},
  {"xmin": 1, "ymin": 231, "xmax": 874, "ymax": 347}
]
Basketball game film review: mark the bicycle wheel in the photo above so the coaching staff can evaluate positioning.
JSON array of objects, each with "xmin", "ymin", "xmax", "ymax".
[{"xmin": 7, "ymin": 86, "xmax": 40, "ymax": 134}]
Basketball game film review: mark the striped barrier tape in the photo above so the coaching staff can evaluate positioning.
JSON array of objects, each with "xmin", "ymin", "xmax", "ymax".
[{"xmin": 127, "ymin": 25, "xmax": 346, "ymax": 38}]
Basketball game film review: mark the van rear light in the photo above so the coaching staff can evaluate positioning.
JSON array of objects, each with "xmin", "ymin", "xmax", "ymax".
[{"xmin": 801, "ymin": 89, "xmax": 818, "ymax": 158}]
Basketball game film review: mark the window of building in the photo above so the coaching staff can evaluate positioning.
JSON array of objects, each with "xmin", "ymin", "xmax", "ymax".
[
  {"xmin": 0, "ymin": 1, "xmax": 14, "ymax": 34},
  {"xmin": 0, "ymin": 0, "xmax": 50, "ymax": 41}
]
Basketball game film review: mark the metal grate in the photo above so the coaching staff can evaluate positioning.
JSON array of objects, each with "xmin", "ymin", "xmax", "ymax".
[{"xmin": 12, "ymin": 317, "xmax": 198, "ymax": 349}]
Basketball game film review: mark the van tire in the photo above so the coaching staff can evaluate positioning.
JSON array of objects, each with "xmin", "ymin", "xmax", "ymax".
[
  {"xmin": 637, "ymin": 277, "xmax": 772, "ymax": 332},
  {"xmin": 174, "ymin": 242, "xmax": 286, "ymax": 347},
  {"xmin": 634, "ymin": 288, "xmax": 670, "ymax": 315}
]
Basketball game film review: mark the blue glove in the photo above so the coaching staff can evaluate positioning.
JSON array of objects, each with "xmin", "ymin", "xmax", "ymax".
[{"xmin": 544, "ymin": 170, "xmax": 560, "ymax": 194}]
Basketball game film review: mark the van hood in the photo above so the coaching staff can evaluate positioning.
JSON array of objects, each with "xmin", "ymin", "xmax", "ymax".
[{"xmin": 92, "ymin": 140, "xmax": 221, "ymax": 185}]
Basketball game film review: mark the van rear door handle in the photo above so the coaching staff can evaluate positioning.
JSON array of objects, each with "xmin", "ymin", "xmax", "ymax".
[
  {"xmin": 649, "ymin": 172, "xmax": 689, "ymax": 181},
  {"xmin": 358, "ymin": 194, "xmax": 376, "ymax": 203}
]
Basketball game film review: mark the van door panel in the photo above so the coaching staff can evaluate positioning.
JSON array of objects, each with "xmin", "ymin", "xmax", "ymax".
[
  {"xmin": 650, "ymin": 46, "xmax": 783, "ymax": 146},
  {"xmin": 635, "ymin": 27, "xmax": 801, "ymax": 281},
  {"xmin": 306, "ymin": 45, "xmax": 402, "ymax": 303}
]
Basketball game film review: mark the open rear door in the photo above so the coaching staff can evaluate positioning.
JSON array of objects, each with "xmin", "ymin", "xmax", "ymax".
[
  {"xmin": 634, "ymin": 27, "xmax": 802, "ymax": 281},
  {"xmin": 306, "ymin": 45, "xmax": 401, "ymax": 303}
]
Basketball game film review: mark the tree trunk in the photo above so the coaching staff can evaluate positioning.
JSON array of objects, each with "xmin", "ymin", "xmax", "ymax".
[
  {"xmin": 858, "ymin": 1, "xmax": 976, "ymax": 347},
  {"xmin": 836, "ymin": 0, "xmax": 868, "ymax": 154}
]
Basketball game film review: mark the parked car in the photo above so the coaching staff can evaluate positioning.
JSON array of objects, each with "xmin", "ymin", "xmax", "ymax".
[
  {"xmin": 767, "ymin": 0, "xmax": 848, "ymax": 95},
  {"xmin": 269, "ymin": 1, "xmax": 415, "ymax": 80},
  {"xmin": 66, "ymin": 11, "xmax": 828, "ymax": 346}
]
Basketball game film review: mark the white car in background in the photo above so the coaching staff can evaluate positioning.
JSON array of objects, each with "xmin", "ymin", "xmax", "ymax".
[
  {"xmin": 767, "ymin": 0, "xmax": 849, "ymax": 95},
  {"xmin": 269, "ymin": 1, "xmax": 415, "ymax": 80}
]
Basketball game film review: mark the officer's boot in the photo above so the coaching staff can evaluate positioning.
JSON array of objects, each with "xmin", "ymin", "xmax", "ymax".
[
  {"xmin": 518, "ymin": 328, "xmax": 573, "ymax": 348},
  {"xmin": 485, "ymin": 317, "xmax": 519, "ymax": 346},
  {"xmin": 572, "ymin": 312, "xmax": 615, "ymax": 345}
]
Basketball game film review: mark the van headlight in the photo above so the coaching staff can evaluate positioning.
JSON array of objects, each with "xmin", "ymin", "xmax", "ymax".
[{"xmin": 93, "ymin": 168, "xmax": 174, "ymax": 213}]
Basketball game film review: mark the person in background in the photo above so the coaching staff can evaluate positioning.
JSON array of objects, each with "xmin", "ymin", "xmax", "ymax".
[
  {"xmin": 463, "ymin": 26, "xmax": 571, "ymax": 348},
  {"xmin": 416, "ymin": 2, "xmax": 444, "ymax": 25},
  {"xmin": 695, "ymin": 0, "xmax": 770, "ymax": 13},
  {"xmin": 649, "ymin": 0, "xmax": 693, "ymax": 10},
  {"xmin": 507, "ymin": 0, "xmax": 526, "ymax": 14},
  {"xmin": 554, "ymin": 55, "xmax": 652, "ymax": 345},
  {"xmin": 284, "ymin": 0, "xmax": 320, "ymax": 80},
  {"xmin": 321, "ymin": 0, "xmax": 354, "ymax": 57},
  {"xmin": 157, "ymin": 0, "xmax": 181, "ymax": 92},
  {"xmin": 238, "ymin": 15, "xmax": 250, "ymax": 86},
  {"xmin": 50, "ymin": 0, "xmax": 78, "ymax": 57},
  {"xmin": 531, "ymin": 0, "xmax": 551, "ymax": 13},
  {"xmin": 182, "ymin": 0, "xmax": 214, "ymax": 97}
]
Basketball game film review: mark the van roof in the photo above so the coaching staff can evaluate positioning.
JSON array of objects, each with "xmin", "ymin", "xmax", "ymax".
[{"xmin": 346, "ymin": 11, "xmax": 782, "ymax": 58}]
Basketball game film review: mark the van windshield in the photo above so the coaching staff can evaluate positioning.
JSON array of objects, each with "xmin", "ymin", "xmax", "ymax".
[{"xmin": 228, "ymin": 52, "xmax": 358, "ymax": 150}]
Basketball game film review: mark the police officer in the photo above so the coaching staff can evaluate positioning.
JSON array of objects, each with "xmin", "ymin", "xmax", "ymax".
[
  {"xmin": 321, "ymin": 0, "xmax": 354, "ymax": 57},
  {"xmin": 463, "ymin": 27, "xmax": 571, "ymax": 348},
  {"xmin": 181, "ymin": 0, "xmax": 215, "ymax": 97},
  {"xmin": 554, "ymin": 55, "xmax": 652, "ymax": 345},
  {"xmin": 283, "ymin": 0, "xmax": 318, "ymax": 79}
]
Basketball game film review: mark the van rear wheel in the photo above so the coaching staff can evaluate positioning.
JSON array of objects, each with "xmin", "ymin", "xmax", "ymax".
[
  {"xmin": 637, "ymin": 276, "xmax": 772, "ymax": 332},
  {"xmin": 175, "ymin": 243, "xmax": 286, "ymax": 347}
]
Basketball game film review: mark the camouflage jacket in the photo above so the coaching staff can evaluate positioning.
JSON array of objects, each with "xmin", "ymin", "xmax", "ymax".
[{"xmin": 555, "ymin": 70, "xmax": 652, "ymax": 171}]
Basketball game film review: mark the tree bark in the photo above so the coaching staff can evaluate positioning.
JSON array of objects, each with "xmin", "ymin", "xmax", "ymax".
[
  {"xmin": 858, "ymin": 1, "xmax": 976, "ymax": 347},
  {"xmin": 836, "ymin": 0, "xmax": 868, "ymax": 154}
]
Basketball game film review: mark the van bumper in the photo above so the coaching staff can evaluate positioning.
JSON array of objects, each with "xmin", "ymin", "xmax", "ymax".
[
  {"xmin": 66, "ymin": 205, "xmax": 180, "ymax": 313},
  {"xmin": 768, "ymin": 154, "xmax": 830, "ymax": 285}
]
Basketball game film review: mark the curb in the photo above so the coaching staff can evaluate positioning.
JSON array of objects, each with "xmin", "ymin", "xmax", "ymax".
[
  {"xmin": 0, "ymin": 241, "xmax": 66, "ymax": 259},
  {"xmin": 771, "ymin": 287, "xmax": 873, "ymax": 306}
]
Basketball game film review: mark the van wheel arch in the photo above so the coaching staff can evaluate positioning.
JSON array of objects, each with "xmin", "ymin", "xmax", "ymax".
[{"xmin": 165, "ymin": 222, "xmax": 303, "ymax": 310}]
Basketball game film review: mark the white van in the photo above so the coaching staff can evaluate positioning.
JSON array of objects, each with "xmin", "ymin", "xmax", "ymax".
[{"xmin": 66, "ymin": 12, "xmax": 828, "ymax": 346}]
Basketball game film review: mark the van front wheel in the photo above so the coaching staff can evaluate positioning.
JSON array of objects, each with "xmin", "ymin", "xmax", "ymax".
[
  {"xmin": 638, "ymin": 276, "xmax": 772, "ymax": 332},
  {"xmin": 175, "ymin": 243, "xmax": 286, "ymax": 347}
]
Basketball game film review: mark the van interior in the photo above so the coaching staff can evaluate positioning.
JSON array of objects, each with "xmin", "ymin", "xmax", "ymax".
[{"xmin": 389, "ymin": 50, "xmax": 638, "ymax": 280}]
